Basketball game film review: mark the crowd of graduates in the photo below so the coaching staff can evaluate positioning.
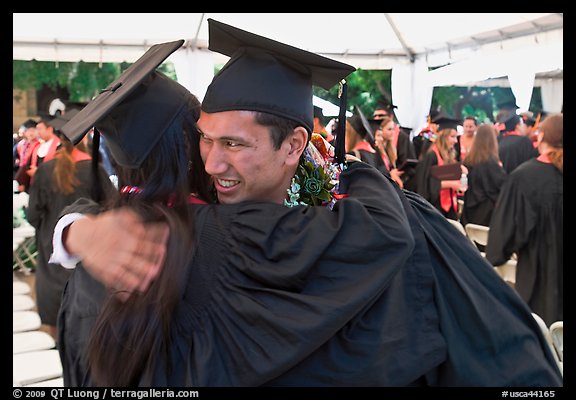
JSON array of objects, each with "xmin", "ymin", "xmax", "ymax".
[
  {"xmin": 12, "ymin": 18, "xmax": 562, "ymax": 387},
  {"xmin": 314, "ymin": 100, "xmax": 562, "ymax": 327}
]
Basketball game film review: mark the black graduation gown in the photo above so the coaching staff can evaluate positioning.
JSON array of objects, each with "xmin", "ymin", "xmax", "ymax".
[
  {"xmin": 26, "ymin": 159, "xmax": 115, "ymax": 325},
  {"xmin": 396, "ymin": 131, "xmax": 417, "ymax": 187},
  {"xmin": 393, "ymin": 186, "xmax": 562, "ymax": 386},
  {"xmin": 413, "ymin": 129, "xmax": 434, "ymax": 161},
  {"xmin": 486, "ymin": 159, "xmax": 563, "ymax": 326},
  {"xmin": 498, "ymin": 133, "xmax": 538, "ymax": 174},
  {"xmin": 58, "ymin": 163, "xmax": 424, "ymax": 386},
  {"xmin": 412, "ymin": 151, "xmax": 458, "ymax": 220},
  {"xmin": 346, "ymin": 148, "xmax": 389, "ymax": 177},
  {"xmin": 460, "ymin": 159, "xmax": 508, "ymax": 227}
]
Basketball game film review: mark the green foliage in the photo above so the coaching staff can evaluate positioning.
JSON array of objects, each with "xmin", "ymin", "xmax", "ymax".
[
  {"xmin": 14, "ymin": 60, "xmax": 543, "ymax": 120},
  {"xmin": 313, "ymin": 69, "xmax": 392, "ymax": 117},
  {"xmin": 14, "ymin": 60, "xmax": 125, "ymax": 102}
]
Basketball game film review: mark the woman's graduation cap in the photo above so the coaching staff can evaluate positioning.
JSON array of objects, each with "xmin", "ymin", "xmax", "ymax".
[
  {"xmin": 202, "ymin": 18, "xmax": 356, "ymax": 163},
  {"xmin": 432, "ymin": 114, "xmax": 462, "ymax": 131},
  {"xmin": 60, "ymin": 39, "xmax": 191, "ymax": 168}
]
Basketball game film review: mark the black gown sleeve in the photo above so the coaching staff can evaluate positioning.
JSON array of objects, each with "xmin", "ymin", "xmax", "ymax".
[
  {"xmin": 413, "ymin": 151, "xmax": 440, "ymax": 208},
  {"xmin": 165, "ymin": 162, "xmax": 415, "ymax": 386},
  {"xmin": 485, "ymin": 173, "xmax": 536, "ymax": 267}
]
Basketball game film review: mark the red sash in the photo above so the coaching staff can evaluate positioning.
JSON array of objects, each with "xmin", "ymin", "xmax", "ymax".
[
  {"xmin": 431, "ymin": 144, "xmax": 457, "ymax": 213},
  {"xmin": 31, "ymin": 136, "xmax": 61, "ymax": 168},
  {"xmin": 353, "ymin": 141, "xmax": 376, "ymax": 153},
  {"xmin": 537, "ymin": 153, "xmax": 551, "ymax": 163}
]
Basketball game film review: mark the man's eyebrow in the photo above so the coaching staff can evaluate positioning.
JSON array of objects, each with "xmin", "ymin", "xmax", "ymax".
[{"xmin": 199, "ymin": 130, "xmax": 250, "ymax": 143}]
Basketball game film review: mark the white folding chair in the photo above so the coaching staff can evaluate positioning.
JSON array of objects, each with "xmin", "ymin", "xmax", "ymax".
[
  {"xmin": 13, "ymin": 224, "xmax": 37, "ymax": 274},
  {"xmin": 464, "ymin": 223, "xmax": 489, "ymax": 249},
  {"xmin": 13, "ymin": 349, "xmax": 63, "ymax": 386},
  {"xmin": 532, "ymin": 313, "xmax": 563, "ymax": 376},
  {"xmin": 494, "ymin": 258, "xmax": 517, "ymax": 286},
  {"xmin": 13, "ymin": 311, "xmax": 41, "ymax": 333},
  {"xmin": 13, "ymin": 280, "xmax": 31, "ymax": 295},
  {"xmin": 13, "ymin": 331, "xmax": 56, "ymax": 354},
  {"xmin": 13, "ymin": 294, "xmax": 35, "ymax": 311},
  {"xmin": 446, "ymin": 218, "xmax": 466, "ymax": 236},
  {"xmin": 549, "ymin": 321, "xmax": 563, "ymax": 362},
  {"xmin": 24, "ymin": 377, "xmax": 64, "ymax": 387}
]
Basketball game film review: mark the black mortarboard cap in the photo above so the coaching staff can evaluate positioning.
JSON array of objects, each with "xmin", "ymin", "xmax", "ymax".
[
  {"xmin": 434, "ymin": 115, "xmax": 462, "ymax": 131},
  {"xmin": 521, "ymin": 115, "xmax": 536, "ymax": 126},
  {"xmin": 367, "ymin": 118, "xmax": 382, "ymax": 137},
  {"xmin": 375, "ymin": 100, "xmax": 397, "ymax": 111},
  {"xmin": 202, "ymin": 19, "xmax": 356, "ymax": 134},
  {"xmin": 348, "ymin": 115, "xmax": 366, "ymax": 138},
  {"xmin": 60, "ymin": 40, "xmax": 189, "ymax": 168},
  {"xmin": 49, "ymin": 109, "xmax": 81, "ymax": 132},
  {"xmin": 350, "ymin": 106, "xmax": 375, "ymax": 144},
  {"xmin": 497, "ymin": 100, "xmax": 519, "ymax": 111},
  {"xmin": 399, "ymin": 126, "xmax": 412, "ymax": 136},
  {"xmin": 497, "ymin": 111, "xmax": 521, "ymax": 132}
]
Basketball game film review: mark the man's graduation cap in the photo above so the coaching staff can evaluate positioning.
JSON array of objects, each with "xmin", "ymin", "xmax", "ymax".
[
  {"xmin": 497, "ymin": 100, "xmax": 519, "ymax": 111},
  {"xmin": 49, "ymin": 108, "xmax": 81, "ymax": 133},
  {"xmin": 497, "ymin": 111, "xmax": 522, "ymax": 132},
  {"xmin": 313, "ymin": 105, "xmax": 324, "ymax": 118},
  {"xmin": 60, "ymin": 39, "xmax": 190, "ymax": 168},
  {"xmin": 373, "ymin": 100, "xmax": 397, "ymax": 119},
  {"xmin": 202, "ymin": 18, "xmax": 356, "ymax": 162}
]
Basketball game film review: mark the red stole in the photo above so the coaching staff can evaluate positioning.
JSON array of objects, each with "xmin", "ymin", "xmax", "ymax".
[
  {"xmin": 431, "ymin": 144, "xmax": 457, "ymax": 213},
  {"xmin": 353, "ymin": 141, "xmax": 376, "ymax": 153},
  {"xmin": 71, "ymin": 148, "xmax": 92, "ymax": 162},
  {"xmin": 31, "ymin": 136, "xmax": 61, "ymax": 168},
  {"xmin": 537, "ymin": 153, "xmax": 551, "ymax": 163}
]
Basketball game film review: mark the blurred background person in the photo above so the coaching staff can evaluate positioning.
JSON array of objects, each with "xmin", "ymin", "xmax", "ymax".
[
  {"xmin": 345, "ymin": 114, "xmax": 387, "ymax": 175},
  {"xmin": 496, "ymin": 112, "xmax": 537, "ymax": 174},
  {"xmin": 460, "ymin": 123, "xmax": 507, "ymax": 228},
  {"xmin": 373, "ymin": 115, "xmax": 404, "ymax": 187},
  {"xmin": 26, "ymin": 114, "xmax": 116, "ymax": 340},
  {"xmin": 14, "ymin": 119, "xmax": 40, "ymax": 191},
  {"xmin": 455, "ymin": 116, "xmax": 477, "ymax": 162},
  {"xmin": 21, "ymin": 118, "xmax": 62, "ymax": 193},
  {"xmin": 486, "ymin": 113, "xmax": 563, "ymax": 326},
  {"xmin": 413, "ymin": 116, "xmax": 466, "ymax": 220}
]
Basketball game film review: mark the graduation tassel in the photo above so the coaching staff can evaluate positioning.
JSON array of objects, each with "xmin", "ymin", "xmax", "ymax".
[
  {"xmin": 334, "ymin": 79, "xmax": 348, "ymax": 165},
  {"xmin": 90, "ymin": 127, "xmax": 104, "ymax": 203}
]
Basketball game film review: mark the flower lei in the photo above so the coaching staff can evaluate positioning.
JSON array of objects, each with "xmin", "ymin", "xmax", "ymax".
[{"xmin": 284, "ymin": 133, "xmax": 345, "ymax": 210}]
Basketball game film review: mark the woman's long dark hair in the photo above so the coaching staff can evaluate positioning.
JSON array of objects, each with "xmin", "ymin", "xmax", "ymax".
[{"xmin": 86, "ymin": 95, "xmax": 211, "ymax": 386}]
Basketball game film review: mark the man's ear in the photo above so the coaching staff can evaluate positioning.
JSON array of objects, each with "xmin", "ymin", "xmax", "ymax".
[{"xmin": 285, "ymin": 127, "xmax": 308, "ymax": 166}]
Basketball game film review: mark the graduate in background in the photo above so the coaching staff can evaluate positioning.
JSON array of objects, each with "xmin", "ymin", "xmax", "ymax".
[
  {"xmin": 497, "ymin": 112, "xmax": 538, "ymax": 174},
  {"xmin": 460, "ymin": 123, "xmax": 507, "ymax": 227},
  {"xmin": 413, "ymin": 115, "xmax": 467, "ymax": 220},
  {"xmin": 486, "ymin": 113, "xmax": 563, "ymax": 326}
]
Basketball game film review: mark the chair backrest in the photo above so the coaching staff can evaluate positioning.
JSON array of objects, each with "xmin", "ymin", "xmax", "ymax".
[
  {"xmin": 465, "ymin": 223, "xmax": 490, "ymax": 247},
  {"xmin": 13, "ymin": 349, "xmax": 62, "ymax": 386},
  {"xmin": 494, "ymin": 258, "xmax": 517, "ymax": 285},
  {"xmin": 13, "ymin": 331, "xmax": 56, "ymax": 354},
  {"xmin": 13, "ymin": 294, "xmax": 35, "ymax": 311},
  {"xmin": 549, "ymin": 321, "xmax": 563, "ymax": 362},
  {"xmin": 13, "ymin": 311, "xmax": 41, "ymax": 333},
  {"xmin": 532, "ymin": 313, "xmax": 563, "ymax": 375},
  {"xmin": 13, "ymin": 281, "xmax": 31, "ymax": 295},
  {"xmin": 447, "ymin": 218, "xmax": 466, "ymax": 236}
]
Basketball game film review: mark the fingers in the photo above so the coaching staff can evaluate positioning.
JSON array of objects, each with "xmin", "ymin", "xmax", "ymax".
[{"xmin": 75, "ymin": 208, "xmax": 170, "ymax": 296}]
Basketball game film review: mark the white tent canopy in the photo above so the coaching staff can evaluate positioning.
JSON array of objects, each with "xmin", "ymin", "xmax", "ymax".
[{"xmin": 13, "ymin": 13, "xmax": 563, "ymax": 130}]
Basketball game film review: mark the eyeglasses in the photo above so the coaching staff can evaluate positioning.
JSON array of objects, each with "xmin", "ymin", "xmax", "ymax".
[{"xmin": 373, "ymin": 113, "xmax": 388, "ymax": 118}]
